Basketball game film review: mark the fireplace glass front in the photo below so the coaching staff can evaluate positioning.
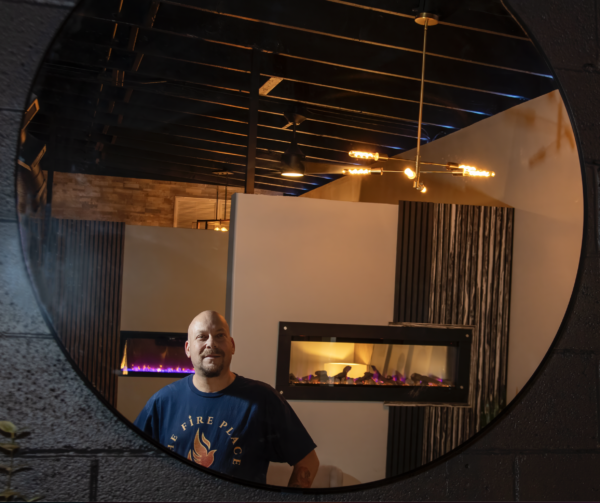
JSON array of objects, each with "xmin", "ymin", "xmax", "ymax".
[
  {"xmin": 289, "ymin": 340, "xmax": 457, "ymax": 387},
  {"xmin": 276, "ymin": 322, "xmax": 472, "ymax": 405}
]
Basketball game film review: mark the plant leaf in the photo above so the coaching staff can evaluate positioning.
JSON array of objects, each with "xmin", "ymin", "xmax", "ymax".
[
  {"xmin": 0, "ymin": 443, "xmax": 19, "ymax": 453},
  {"xmin": 15, "ymin": 432, "xmax": 30, "ymax": 440},
  {"xmin": 0, "ymin": 422, "xmax": 17, "ymax": 435}
]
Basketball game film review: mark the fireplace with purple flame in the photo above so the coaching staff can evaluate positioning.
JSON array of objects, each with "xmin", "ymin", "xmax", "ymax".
[
  {"xmin": 119, "ymin": 332, "xmax": 192, "ymax": 376},
  {"xmin": 276, "ymin": 322, "xmax": 473, "ymax": 405}
]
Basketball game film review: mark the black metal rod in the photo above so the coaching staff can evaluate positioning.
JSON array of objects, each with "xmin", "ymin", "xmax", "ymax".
[{"xmin": 245, "ymin": 47, "xmax": 261, "ymax": 194}]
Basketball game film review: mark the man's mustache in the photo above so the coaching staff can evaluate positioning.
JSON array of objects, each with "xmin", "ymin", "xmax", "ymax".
[{"xmin": 202, "ymin": 349, "xmax": 224, "ymax": 358}]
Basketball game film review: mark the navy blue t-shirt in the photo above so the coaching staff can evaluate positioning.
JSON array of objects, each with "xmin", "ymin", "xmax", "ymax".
[{"xmin": 134, "ymin": 374, "xmax": 316, "ymax": 483}]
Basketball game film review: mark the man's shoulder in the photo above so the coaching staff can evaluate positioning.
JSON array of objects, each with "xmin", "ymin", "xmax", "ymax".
[{"xmin": 233, "ymin": 375, "xmax": 280, "ymax": 398}]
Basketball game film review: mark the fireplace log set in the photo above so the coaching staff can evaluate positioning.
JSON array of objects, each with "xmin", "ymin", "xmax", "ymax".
[{"xmin": 289, "ymin": 366, "xmax": 453, "ymax": 387}]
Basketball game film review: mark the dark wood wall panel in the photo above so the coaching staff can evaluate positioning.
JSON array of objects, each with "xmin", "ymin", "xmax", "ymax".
[
  {"xmin": 394, "ymin": 201, "xmax": 435, "ymax": 324},
  {"xmin": 21, "ymin": 216, "xmax": 125, "ymax": 406},
  {"xmin": 389, "ymin": 201, "xmax": 514, "ymax": 474},
  {"xmin": 386, "ymin": 406, "xmax": 425, "ymax": 478}
]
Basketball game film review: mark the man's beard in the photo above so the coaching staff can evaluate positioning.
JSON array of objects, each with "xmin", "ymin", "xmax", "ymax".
[{"xmin": 197, "ymin": 350, "xmax": 225, "ymax": 378}]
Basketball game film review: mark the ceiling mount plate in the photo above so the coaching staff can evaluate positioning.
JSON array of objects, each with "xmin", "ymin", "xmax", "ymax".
[{"xmin": 415, "ymin": 12, "xmax": 439, "ymax": 26}]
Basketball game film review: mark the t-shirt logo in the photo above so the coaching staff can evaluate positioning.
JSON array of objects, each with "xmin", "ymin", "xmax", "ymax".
[{"xmin": 187, "ymin": 430, "xmax": 217, "ymax": 468}]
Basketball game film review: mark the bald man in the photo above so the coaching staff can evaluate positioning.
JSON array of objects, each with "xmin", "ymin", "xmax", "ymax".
[{"xmin": 134, "ymin": 311, "xmax": 319, "ymax": 487}]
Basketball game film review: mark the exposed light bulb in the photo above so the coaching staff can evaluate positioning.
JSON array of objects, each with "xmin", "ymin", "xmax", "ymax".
[
  {"xmin": 214, "ymin": 227, "xmax": 221, "ymax": 231},
  {"xmin": 282, "ymin": 172, "xmax": 304, "ymax": 177},
  {"xmin": 343, "ymin": 168, "xmax": 371, "ymax": 175},
  {"xmin": 414, "ymin": 182, "xmax": 427, "ymax": 193},
  {"xmin": 404, "ymin": 167, "xmax": 417, "ymax": 180},
  {"xmin": 460, "ymin": 165, "xmax": 495, "ymax": 177},
  {"xmin": 348, "ymin": 150, "xmax": 379, "ymax": 161}
]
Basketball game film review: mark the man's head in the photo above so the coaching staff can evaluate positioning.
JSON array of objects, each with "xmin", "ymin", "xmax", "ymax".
[{"xmin": 185, "ymin": 311, "xmax": 235, "ymax": 378}]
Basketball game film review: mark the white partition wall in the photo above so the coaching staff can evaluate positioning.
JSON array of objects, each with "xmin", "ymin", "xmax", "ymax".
[{"xmin": 227, "ymin": 194, "xmax": 398, "ymax": 484}]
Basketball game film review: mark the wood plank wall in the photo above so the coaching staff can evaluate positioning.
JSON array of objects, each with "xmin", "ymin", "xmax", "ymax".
[
  {"xmin": 389, "ymin": 201, "xmax": 514, "ymax": 474},
  {"xmin": 21, "ymin": 216, "xmax": 125, "ymax": 406}
]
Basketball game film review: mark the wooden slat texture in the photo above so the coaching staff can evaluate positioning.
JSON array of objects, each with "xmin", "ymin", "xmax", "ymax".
[
  {"xmin": 389, "ymin": 200, "xmax": 514, "ymax": 474},
  {"xmin": 21, "ymin": 216, "xmax": 125, "ymax": 406},
  {"xmin": 424, "ymin": 203, "xmax": 513, "ymax": 463}
]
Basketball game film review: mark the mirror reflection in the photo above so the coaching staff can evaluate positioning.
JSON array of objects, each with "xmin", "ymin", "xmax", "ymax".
[{"xmin": 17, "ymin": 0, "xmax": 583, "ymax": 489}]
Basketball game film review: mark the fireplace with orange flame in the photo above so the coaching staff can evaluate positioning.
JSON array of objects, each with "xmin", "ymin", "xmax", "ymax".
[{"xmin": 276, "ymin": 322, "xmax": 473, "ymax": 406}]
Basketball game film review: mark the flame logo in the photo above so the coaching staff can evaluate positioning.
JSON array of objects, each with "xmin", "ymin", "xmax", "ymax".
[{"xmin": 187, "ymin": 430, "xmax": 216, "ymax": 468}]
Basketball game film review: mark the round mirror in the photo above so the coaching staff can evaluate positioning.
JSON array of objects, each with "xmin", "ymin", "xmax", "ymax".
[{"xmin": 16, "ymin": 0, "xmax": 583, "ymax": 490}]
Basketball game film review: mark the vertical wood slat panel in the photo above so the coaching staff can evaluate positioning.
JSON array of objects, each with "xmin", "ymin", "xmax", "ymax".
[
  {"xmin": 21, "ymin": 215, "xmax": 125, "ymax": 406},
  {"xmin": 389, "ymin": 201, "xmax": 513, "ymax": 472},
  {"xmin": 388, "ymin": 201, "xmax": 435, "ymax": 477},
  {"xmin": 422, "ymin": 203, "xmax": 514, "ymax": 462}
]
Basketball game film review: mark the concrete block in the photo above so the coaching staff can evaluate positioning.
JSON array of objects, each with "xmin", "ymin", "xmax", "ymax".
[
  {"xmin": 8, "ymin": 456, "xmax": 90, "ymax": 502},
  {"xmin": 446, "ymin": 453, "xmax": 515, "ymax": 501},
  {"xmin": 519, "ymin": 453, "xmax": 600, "ymax": 501},
  {"xmin": 0, "ymin": 333, "xmax": 150, "ymax": 452},
  {"xmin": 0, "ymin": 111, "xmax": 19, "ymax": 221},
  {"xmin": 507, "ymin": 0, "xmax": 597, "ymax": 72},
  {"xmin": 0, "ymin": 222, "xmax": 49, "ymax": 334},
  {"xmin": 0, "ymin": 1, "xmax": 70, "ymax": 110}
]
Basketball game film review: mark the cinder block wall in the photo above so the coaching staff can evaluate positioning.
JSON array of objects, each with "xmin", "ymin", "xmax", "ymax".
[{"xmin": 1, "ymin": 0, "xmax": 600, "ymax": 501}]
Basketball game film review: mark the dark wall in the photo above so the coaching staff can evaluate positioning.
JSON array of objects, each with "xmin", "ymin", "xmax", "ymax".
[{"xmin": 1, "ymin": 0, "xmax": 600, "ymax": 501}]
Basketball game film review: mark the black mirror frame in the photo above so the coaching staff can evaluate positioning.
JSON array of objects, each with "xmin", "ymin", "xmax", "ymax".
[{"xmin": 6, "ymin": 0, "xmax": 595, "ymax": 498}]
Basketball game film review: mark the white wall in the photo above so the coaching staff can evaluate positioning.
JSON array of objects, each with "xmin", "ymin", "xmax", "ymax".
[
  {"xmin": 303, "ymin": 90, "xmax": 583, "ymax": 404},
  {"xmin": 121, "ymin": 225, "xmax": 229, "ymax": 332},
  {"xmin": 227, "ymin": 194, "xmax": 399, "ymax": 484}
]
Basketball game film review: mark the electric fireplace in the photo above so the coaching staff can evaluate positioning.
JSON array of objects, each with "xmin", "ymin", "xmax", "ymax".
[
  {"xmin": 119, "ymin": 331, "xmax": 192, "ymax": 376},
  {"xmin": 276, "ymin": 322, "xmax": 473, "ymax": 406}
]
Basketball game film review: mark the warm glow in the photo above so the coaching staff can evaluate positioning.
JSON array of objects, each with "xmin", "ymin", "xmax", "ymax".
[
  {"xmin": 282, "ymin": 172, "xmax": 304, "ymax": 177},
  {"xmin": 404, "ymin": 167, "xmax": 416, "ymax": 180},
  {"xmin": 348, "ymin": 150, "xmax": 379, "ymax": 161},
  {"xmin": 221, "ymin": 227, "xmax": 228, "ymax": 232},
  {"xmin": 324, "ymin": 362, "xmax": 369, "ymax": 379},
  {"xmin": 343, "ymin": 168, "xmax": 371, "ymax": 175},
  {"xmin": 460, "ymin": 165, "xmax": 495, "ymax": 177},
  {"xmin": 214, "ymin": 227, "xmax": 221, "ymax": 231},
  {"xmin": 421, "ymin": 185, "xmax": 427, "ymax": 193}
]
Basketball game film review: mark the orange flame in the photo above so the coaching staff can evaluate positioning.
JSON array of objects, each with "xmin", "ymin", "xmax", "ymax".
[{"xmin": 187, "ymin": 430, "xmax": 216, "ymax": 468}]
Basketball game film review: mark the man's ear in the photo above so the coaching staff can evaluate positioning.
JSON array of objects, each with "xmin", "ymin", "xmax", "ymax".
[
  {"xmin": 184, "ymin": 340, "xmax": 191, "ymax": 358},
  {"xmin": 230, "ymin": 337, "xmax": 235, "ymax": 355}
]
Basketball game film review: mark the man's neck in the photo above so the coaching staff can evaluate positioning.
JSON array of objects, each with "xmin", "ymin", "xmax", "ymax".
[{"xmin": 192, "ymin": 370, "xmax": 236, "ymax": 393}]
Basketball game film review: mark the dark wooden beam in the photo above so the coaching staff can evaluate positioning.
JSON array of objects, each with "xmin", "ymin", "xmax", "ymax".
[
  {"xmin": 62, "ymin": 17, "xmax": 529, "ymax": 115},
  {"xmin": 36, "ymin": 73, "xmax": 429, "ymax": 144},
  {"xmin": 76, "ymin": 0, "xmax": 549, "ymax": 76},
  {"xmin": 45, "ymin": 45, "xmax": 489, "ymax": 131},
  {"xmin": 33, "ymin": 98, "xmax": 401, "ymax": 163}
]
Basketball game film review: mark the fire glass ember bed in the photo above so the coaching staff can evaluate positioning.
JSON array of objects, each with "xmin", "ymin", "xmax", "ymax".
[{"xmin": 276, "ymin": 322, "xmax": 473, "ymax": 405}]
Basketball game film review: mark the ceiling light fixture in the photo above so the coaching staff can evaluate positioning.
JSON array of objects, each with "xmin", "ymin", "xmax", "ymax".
[{"xmin": 343, "ymin": 11, "xmax": 495, "ymax": 192}]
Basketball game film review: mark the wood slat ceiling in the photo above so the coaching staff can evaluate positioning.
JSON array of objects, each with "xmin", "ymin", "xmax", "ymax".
[{"xmin": 29, "ymin": 0, "xmax": 556, "ymax": 195}]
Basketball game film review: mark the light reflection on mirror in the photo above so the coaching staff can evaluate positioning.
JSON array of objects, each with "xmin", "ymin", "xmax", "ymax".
[{"xmin": 16, "ymin": 0, "xmax": 582, "ymax": 489}]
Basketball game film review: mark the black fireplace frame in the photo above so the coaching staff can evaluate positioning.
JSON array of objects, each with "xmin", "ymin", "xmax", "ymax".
[{"xmin": 275, "ymin": 322, "xmax": 473, "ymax": 405}]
